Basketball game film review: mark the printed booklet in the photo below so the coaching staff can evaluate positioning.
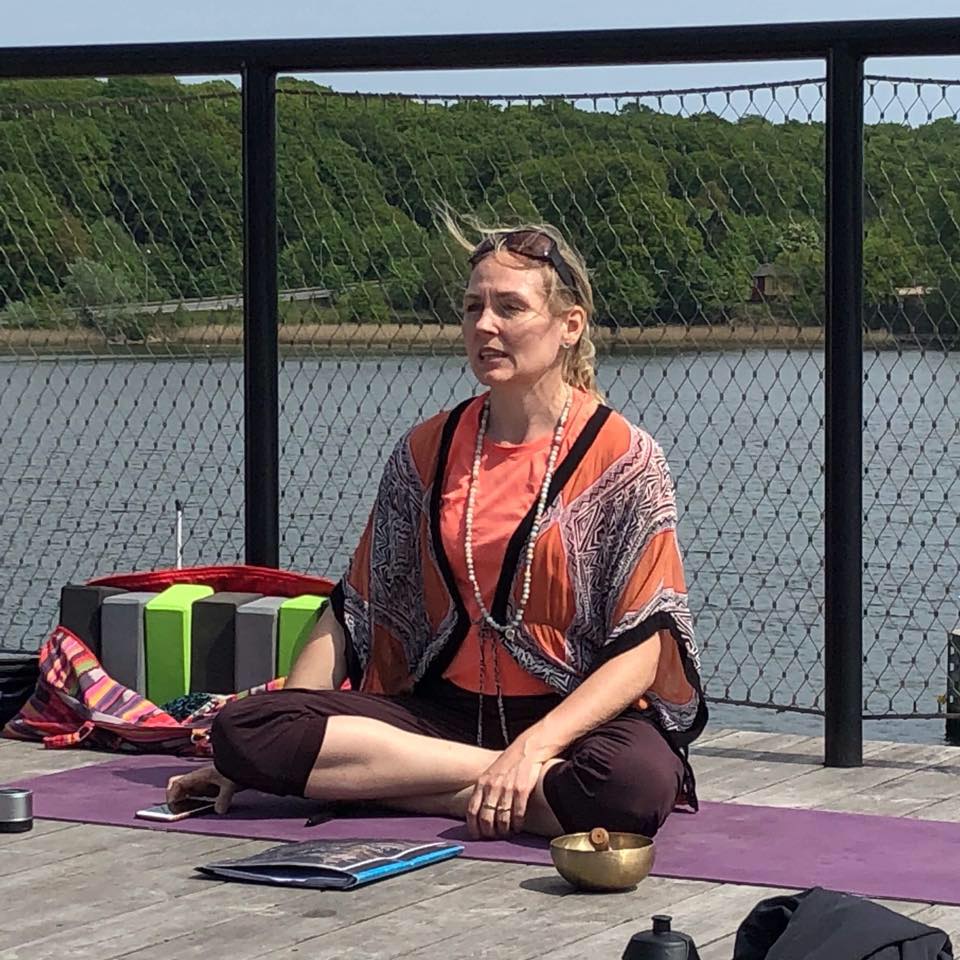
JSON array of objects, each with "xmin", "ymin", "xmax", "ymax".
[{"xmin": 197, "ymin": 837, "xmax": 464, "ymax": 889}]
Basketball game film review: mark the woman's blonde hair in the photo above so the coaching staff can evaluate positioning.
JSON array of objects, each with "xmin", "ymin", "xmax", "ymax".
[{"xmin": 440, "ymin": 209, "xmax": 604, "ymax": 403}]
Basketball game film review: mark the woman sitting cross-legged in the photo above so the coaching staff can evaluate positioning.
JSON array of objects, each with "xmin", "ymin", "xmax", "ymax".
[{"xmin": 167, "ymin": 216, "xmax": 708, "ymax": 840}]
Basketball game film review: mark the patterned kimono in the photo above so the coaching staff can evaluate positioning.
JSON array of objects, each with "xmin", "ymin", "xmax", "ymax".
[{"xmin": 329, "ymin": 395, "xmax": 707, "ymax": 750}]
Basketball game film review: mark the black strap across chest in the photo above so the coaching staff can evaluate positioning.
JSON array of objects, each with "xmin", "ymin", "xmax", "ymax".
[{"xmin": 417, "ymin": 397, "xmax": 611, "ymax": 687}]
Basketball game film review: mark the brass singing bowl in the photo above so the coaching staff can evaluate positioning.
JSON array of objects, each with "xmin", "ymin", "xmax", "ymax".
[{"xmin": 549, "ymin": 831, "xmax": 656, "ymax": 892}]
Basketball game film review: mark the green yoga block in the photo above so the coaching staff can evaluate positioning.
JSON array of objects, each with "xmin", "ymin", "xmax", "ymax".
[
  {"xmin": 276, "ymin": 595, "xmax": 327, "ymax": 678},
  {"xmin": 144, "ymin": 584, "xmax": 214, "ymax": 705}
]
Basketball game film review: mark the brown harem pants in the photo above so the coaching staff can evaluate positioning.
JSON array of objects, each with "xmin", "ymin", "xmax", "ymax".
[{"xmin": 211, "ymin": 679, "xmax": 689, "ymax": 837}]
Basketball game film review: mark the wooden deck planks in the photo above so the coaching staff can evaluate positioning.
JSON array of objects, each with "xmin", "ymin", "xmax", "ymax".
[
  {"xmin": 692, "ymin": 734, "xmax": 823, "ymax": 801},
  {"xmin": 722, "ymin": 741, "xmax": 960, "ymax": 808},
  {"xmin": 1, "ymin": 733, "xmax": 958, "ymax": 958},
  {"xmin": 536, "ymin": 883, "xmax": 798, "ymax": 960},
  {"xmin": 0, "ymin": 834, "xmax": 268, "ymax": 954},
  {"xmin": 24, "ymin": 862, "xmax": 524, "ymax": 960},
  {"xmin": 0, "ymin": 741, "xmax": 113, "ymax": 779}
]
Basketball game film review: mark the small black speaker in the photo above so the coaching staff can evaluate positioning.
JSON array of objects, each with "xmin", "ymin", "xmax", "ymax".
[{"xmin": 0, "ymin": 788, "xmax": 33, "ymax": 833}]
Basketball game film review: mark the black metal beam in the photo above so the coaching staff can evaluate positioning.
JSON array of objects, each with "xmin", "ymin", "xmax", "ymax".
[
  {"xmin": 2, "ymin": 17, "xmax": 960, "ymax": 78},
  {"xmin": 823, "ymin": 44, "xmax": 864, "ymax": 768},
  {"xmin": 242, "ymin": 64, "xmax": 279, "ymax": 568}
]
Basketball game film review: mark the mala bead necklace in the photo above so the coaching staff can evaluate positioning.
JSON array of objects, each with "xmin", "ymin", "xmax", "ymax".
[{"xmin": 465, "ymin": 386, "xmax": 572, "ymax": 746}]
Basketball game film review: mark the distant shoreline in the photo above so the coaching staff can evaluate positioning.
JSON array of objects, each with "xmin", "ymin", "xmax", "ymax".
[{"xmin": 0, "ymin": 322, "xmax": 903, "ymax": 356}]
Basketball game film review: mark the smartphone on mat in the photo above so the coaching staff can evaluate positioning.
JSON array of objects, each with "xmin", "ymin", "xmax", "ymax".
[{"xmin": 135, "ymin": 797, "xmax": 217, "ymax": 822}]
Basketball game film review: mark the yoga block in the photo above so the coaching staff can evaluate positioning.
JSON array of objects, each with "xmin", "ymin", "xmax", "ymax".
[
  {"xmin": 234, "ymin": 596, "xmax": 286, "ymax": 690},
  {"xmin": 59, "ymin": 584, "xmax": 127, "ymax": 659},
  {"xmin": 144, "ymin": 584, "xmax": 214, "ymax": 705},
  {"xmin": 277, "ymin": 595, "xmax": 327, "ymax": 677},
  {"xmin": 100, "ymin": 592, "xmax": 160, "ymax": 694},
  {"xmin": 190, "ymin": 592, "xmax": 263, "ymax": 695}
]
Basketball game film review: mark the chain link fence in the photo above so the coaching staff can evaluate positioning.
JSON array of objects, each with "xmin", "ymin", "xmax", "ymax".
[
  {"xmin": 0, "ymin": 83, "xmax": 246, "ymax": 649},
  {"xmin": 0, "ymin": 74, "xmax": 957, "ymax": 727},
  {"xmin": 862, "ymin": 76, "xmax": 960, "ymax": 719}
]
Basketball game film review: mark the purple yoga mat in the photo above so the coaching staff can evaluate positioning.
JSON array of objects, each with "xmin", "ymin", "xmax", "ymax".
[{"xmin": 12, "ymin": 754, "xmax": 960, "ymax": 905}]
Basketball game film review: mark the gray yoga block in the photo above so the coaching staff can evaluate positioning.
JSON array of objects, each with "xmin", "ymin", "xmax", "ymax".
[
  {"xmin": 59, "ymin": 584, "xmax": 128, "ymax": 659},
  {"xmin": 190, "ymin": 592, "xmax": 263, "ymax": 695},
  {"xmin": 235, "ymin": 596, "xmax": 286, "ymax": 690},
  {"xmin": 100, "ymin": 592, "xmax": 159, "ymax": 693}
]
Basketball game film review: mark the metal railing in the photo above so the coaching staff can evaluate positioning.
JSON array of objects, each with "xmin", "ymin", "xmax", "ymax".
[{"xmin": 2, "ymin": 19, "xmax": 960, "ymax": 764}]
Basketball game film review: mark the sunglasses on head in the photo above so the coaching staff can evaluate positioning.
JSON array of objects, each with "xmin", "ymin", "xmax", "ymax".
[{"xmin": 468, "ymin": 230, "xmax": 578, "ymax": 295}]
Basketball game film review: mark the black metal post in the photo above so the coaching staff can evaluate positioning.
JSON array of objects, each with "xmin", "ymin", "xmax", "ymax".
[
  {"xmin": 824, "ymin": 44, "xmax": 864, "ymax": 767},
  {"xmin": 947, "ymin": 628, "xmax": 960, "ymax": 745},
  {"xmin": 242, "ymin": 63, "xmax": 279, "ymax": 568}
]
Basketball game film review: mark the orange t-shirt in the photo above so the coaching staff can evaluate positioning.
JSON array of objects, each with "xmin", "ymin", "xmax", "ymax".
[{"xmin": 439, "ymin": 388, "xmax": 597, "ymax": 695}]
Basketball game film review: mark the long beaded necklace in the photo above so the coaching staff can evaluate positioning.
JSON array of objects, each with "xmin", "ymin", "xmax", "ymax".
[{"xmin": 465, "ymin": 386, "xmax": 572, "ymax": 746}]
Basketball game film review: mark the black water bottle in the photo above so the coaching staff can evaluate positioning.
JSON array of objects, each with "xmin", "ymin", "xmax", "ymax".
[{"xmin": 622, "ymin": 915, "xmax": 700, "ymax": 960}]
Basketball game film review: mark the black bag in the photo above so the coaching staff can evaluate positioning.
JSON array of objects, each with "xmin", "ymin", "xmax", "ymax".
[
  {"xmin": 0, "ymin": 653, "xmax": 39, "ymax": 729},
  {"xmin": 733, "ymin": 887, "xmax": 953, "ymax": 960}
]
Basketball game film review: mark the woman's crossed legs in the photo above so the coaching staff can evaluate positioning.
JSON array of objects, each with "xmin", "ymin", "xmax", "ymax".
[{"xmin": 199, "ymin": 685, "xmax": 685, "ymax": 840}]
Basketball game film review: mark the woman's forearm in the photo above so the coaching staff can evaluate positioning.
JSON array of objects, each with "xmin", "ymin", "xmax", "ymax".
[
  {"xmin": 286, "ymin": 602, "xmax": 348, "ymax": 690},
  {"xmin": 516, "ymin": 633, "xmax": 662, "ymax": 762}
]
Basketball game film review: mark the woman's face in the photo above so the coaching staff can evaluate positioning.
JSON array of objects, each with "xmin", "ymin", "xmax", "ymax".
[{"xmin": 462, "ymin": 252, "xmax": 576, "ymax": 389}]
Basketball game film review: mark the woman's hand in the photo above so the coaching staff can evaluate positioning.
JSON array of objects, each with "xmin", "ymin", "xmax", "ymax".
[
  {"xmin": 466, "ymin": 740, "xmax": 546, "ymax": 839},
  {"xmin": 166, "ymin": 764, "xmax": 237, "ymax": 815}
]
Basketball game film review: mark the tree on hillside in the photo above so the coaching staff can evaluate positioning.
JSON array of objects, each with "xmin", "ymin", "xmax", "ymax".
[{"xmin": 0, "ymin": 75, "xmax": 955, "ymax": 337}]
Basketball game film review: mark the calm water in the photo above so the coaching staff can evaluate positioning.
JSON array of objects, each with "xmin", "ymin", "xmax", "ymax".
[{"xmin": 2, "ymin": 348, "xmax": 958, "ymax": 743}]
